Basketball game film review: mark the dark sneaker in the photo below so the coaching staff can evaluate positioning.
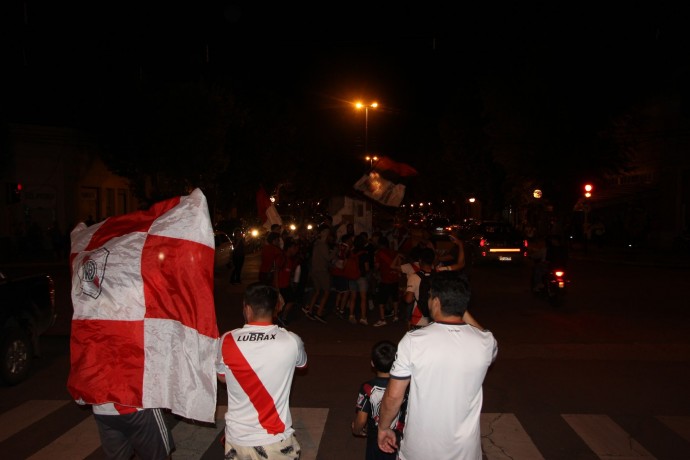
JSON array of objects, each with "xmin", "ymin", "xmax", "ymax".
[
  {"xmin": 314, "ymin": 314, "xmax": 328, "ymax": 324},
  {"xmin": 301, "ymin": 306, "xmax": 312, "ymax": 315}
]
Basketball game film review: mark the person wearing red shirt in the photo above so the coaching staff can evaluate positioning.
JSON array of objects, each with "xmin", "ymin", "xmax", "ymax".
[{"xmin": 372, "ymin": 236, "xmax": 402, "ymax": 327}]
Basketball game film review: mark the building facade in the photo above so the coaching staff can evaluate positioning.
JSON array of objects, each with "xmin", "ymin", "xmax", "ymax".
[{"xmin": 1, "ymin": 124, "xmax": 138, "ymax": 260}]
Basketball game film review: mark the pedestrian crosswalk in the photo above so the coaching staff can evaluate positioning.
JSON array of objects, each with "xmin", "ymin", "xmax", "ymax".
[{"xmin": 1, "ymin": 400, "xmax": 689, "ymax": 459}]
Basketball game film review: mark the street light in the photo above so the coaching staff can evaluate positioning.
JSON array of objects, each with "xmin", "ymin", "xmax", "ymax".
[{"xmin": 355, "ymin": 101, "xmax": 378, "ymax": 155}]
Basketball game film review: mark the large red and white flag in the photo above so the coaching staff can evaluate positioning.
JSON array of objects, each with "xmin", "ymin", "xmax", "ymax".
[{"xmin": 67, "ymin": 188, "xmax": 219, "ymax": 423}]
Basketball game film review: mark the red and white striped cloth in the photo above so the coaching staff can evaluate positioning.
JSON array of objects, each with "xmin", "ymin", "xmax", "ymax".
[{"xmin": 67, "ymin": 188, "xmax": 219, "ymax": 423}]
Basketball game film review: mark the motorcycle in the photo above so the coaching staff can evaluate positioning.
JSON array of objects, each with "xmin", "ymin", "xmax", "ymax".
[
  {"xmin": 532, "ymin": 262, "xmax": 570, "ymax": 307},
  {"xmin": 543, "ymin": 265, "xmax": 569, "ymax": 306}
]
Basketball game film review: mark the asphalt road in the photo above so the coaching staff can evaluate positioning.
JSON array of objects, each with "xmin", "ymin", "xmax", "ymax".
[{"xmin": 2, "ymin": 247, "xmax": 690, "ymax": 459}]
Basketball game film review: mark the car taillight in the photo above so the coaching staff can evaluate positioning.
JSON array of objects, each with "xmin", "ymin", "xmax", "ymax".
[
  {"xmin": 479, "ymin": 239, "xmax": 486, "ymax": 247},
  {"xmin": 524, "ymin": 239, "xmax": 528, "ymax": 248},
  {"xmin": 554, "ymin": 270, "xmax": 565, "ymax": 278}
]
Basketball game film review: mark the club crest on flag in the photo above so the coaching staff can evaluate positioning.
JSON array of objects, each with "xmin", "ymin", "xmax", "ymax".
[
  {"xmin": 78, "ymin": 248, "xmax": 109, "ymax": 299},
  {"xmin": 67, "ymin": 188, "xmax": 219, "ymax": 423}
]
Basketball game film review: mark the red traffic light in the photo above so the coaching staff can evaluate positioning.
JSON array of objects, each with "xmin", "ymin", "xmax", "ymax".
[
  {"xmin": 584, "ymin": 183, "xmax": 593, "ymax": 198},
  {"xmin": 6, "ymin": 182, "xmax": 22, "ymax": 203}
]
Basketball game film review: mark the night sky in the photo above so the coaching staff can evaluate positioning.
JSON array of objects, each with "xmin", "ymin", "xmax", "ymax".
[
  {"xmin": 7, "ymin": 3, "xmax": 687, "ymax": 120},
  {"xmin": 5, "ymin": 1, "xmax": 689, "ymax": 197}
]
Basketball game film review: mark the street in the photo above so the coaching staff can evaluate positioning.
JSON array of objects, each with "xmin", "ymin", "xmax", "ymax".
[{"xmin": 1, "ymin": 248, "xmax": 690, "ymax": 459}]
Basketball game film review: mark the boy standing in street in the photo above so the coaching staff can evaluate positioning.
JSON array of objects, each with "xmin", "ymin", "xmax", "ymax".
[{"xmin": 352, "ymin": 340, "xmax": 407, "ymax": 460}]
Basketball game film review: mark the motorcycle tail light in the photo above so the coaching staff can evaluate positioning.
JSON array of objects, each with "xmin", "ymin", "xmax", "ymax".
[
  {"xmin": 554, "ymin": 270, "xmax": 565, "ymax": 278},
  {"xmin": 524, "ymin": 239, "xmax": 529, "ymax": 248},
  {"xmin": 479, "ymin": 239, "xmax": 486, "ymax": 247}
]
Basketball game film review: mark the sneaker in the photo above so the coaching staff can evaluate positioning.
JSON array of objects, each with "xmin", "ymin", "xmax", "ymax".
[
  {"xmin": 301, "ymin": 306, "xmax": 312, "ymax": 315},
  {"xmin": 368, "ymin": 300, "xmax": 375, "ymax": 311},
  {"xmin": 335, "ymin": 308, "xmax": 344, "ymax": 318},
  {"xmin": 314, "ymin": 314, "xmax": 328, "ymax": 324},
  {"xmin": 392, "ymin": 316, "xmax": 399, "ymax": 323},
  {"xmin": 348, "ymin": 315, "xmax": 357, "ymax": 324},
  {"xmin": 359, "ymin": 318, "xmax": 368, "ymax": 326},
  {"xmin": 373, "ymin": 320, "xmax": 387, "ymax": 327}
]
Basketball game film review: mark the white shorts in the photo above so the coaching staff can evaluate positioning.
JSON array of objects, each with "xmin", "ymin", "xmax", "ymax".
[{"xmin": 225, "ymin": 434, "xmax": 301, "ymax": 459}]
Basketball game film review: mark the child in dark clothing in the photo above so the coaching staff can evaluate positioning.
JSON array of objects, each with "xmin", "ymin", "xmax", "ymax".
[{"xmin": 352, "ymin": 340, "xmax": 408, "ymax": 460}]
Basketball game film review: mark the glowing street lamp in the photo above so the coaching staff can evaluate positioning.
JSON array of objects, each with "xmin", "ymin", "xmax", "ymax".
[{"xmin": 355, "ymin": 101, "xmax": 378, "ymax": 155}]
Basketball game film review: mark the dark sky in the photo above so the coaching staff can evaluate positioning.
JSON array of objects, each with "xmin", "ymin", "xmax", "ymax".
[{"xmin": 5, "ymin": 2, "xmax": 688, "ymax": 130}]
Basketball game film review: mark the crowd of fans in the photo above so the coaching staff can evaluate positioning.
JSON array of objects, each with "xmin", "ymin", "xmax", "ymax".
[{"xmin": 244, "ymin": 219, "xmax": 467, "ymax": 329}]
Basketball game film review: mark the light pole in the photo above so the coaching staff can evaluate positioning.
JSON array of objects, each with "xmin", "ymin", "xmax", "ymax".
[{"xmin": 355, "ymin": 101, "xmax": 378, "ymax": 155}]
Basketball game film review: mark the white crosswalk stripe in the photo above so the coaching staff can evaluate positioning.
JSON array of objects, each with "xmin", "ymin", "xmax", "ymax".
[
  {"xmin": 656, "ymin": 415, "xmax": 690, "ymax": 443},
  {"xmin": 0, "ymin": 400, "xmax": 69, "ymax": 443},
  {"xmin": 28, "ymin": 416, "xmax": 101, "ymax": 460},
  {"xmin": 2, "ymin": 401, "xmax": 690, "ymax": 459},
  {"xmin": 562, "ymin": 414, "xmax": 656, "ymax": 459},
  {"xmin": 171, "ymin": 405, "xmax": 226, "ymax": 459},
  {"xmin": 481, "ymin": 413, "xmax": 544, "ymax": 460}
]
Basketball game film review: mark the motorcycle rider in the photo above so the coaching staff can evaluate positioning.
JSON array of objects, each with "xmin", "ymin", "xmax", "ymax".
[{"xmin": 532, "ymin": 234, "xmax": 568, "ymax": 292}]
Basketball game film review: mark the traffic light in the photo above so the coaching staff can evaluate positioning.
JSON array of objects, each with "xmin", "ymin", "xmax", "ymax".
[
  {"xmin": 6, "ymin": 182, "xmax": 22, "ymax": 203},
  {"xmin": 584, "ymin": 183, "xmax": 593, "ymax": 198}
]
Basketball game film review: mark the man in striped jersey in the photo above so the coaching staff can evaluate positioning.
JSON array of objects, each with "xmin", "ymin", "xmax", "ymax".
[{"xmin": 217, "ymin": 283, "xmax": 308, "ymax": 459}]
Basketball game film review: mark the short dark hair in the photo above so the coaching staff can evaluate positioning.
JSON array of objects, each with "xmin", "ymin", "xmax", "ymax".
[
  {"xmin": 354, "ymin": 233, "xmax": 367, "ymax": 249},
  {"xmin": 420, "ymin": 247, "xmax": 436, "ymax": 266},
  {"xmin": 409, "ymin": 246, "xmax": 422, "ymax": 262},
  {"xmin": 244, "ymin": 282, "xmax": 278, "ymax": 316},
  {"xmin": 378, "ymin": 235, "xmax": 389, "ymax": 248},
  {"xmin": 371, "ymin": 340, "xmax": 397, "ymax": 373},
  {"xmin": 283, "ymin": 238, "xmax": 297, "ymax": 251},
  {"xmin": 267, "ymin": 232, "xmax": 279, "ymax": 244},
  {"xmin": 429, "ymin": 271, "xmax": 471, "ymax": 317},
  {"xmin": 271, "ymin": 224, "xmax": 281, "ymax": 231}
]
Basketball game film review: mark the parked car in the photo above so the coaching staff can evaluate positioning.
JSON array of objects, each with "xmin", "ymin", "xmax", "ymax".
[
  {"xmin": 0, "ymin": 271, "xmax": 56, "ymax": 385},
  {"xmin": 214, "ymin": 231, "xmax": 234, "ymax": 269},
  {"xmin": 466, "ymin": 221, "xmax": 528, "ymax": 265}
]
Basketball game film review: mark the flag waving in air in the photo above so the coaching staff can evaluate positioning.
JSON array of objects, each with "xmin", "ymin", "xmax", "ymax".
[
  {"xmin": 373, "ymin": 156, "xmax": 418, "ymax": 177},
  {"xmin": 353, "ymin": 172, "xmax": 406, "ymax": 207},
  {"xmin": 67, "ymin": 188, "xmax": 219, "ymax": 423},
  {"xmin": 256, "ymin": 185, "xmax": 282, "ymax": 230}
]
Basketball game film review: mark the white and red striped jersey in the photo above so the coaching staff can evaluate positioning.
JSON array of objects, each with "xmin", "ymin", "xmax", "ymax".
[{"xmin": 216, "ymin": 322, "xmax": 307, "ymax": 446}]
